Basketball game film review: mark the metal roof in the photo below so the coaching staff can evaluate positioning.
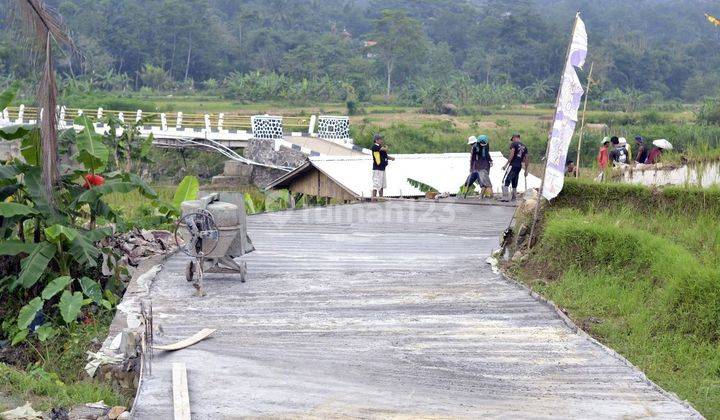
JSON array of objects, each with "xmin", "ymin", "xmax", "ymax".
[{"xmin": 268, "ymin": 152, "xmax": 541, "ymax": 198}]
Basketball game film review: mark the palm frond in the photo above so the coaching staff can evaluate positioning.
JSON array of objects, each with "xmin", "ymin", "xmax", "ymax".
[{"xmin": 12, "ymin": 0, "xmax": 75, "ymax": 203}]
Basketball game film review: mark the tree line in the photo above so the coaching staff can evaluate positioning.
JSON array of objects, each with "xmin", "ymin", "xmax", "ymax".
[{"xmin": 1, "ymin": 0, "xmax": 719, "ymax": 104}]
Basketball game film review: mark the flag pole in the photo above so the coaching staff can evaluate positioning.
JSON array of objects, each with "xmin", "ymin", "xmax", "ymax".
[
  {"xmin": 527, "ymin": 11, "xmax": 580, "ymax": 248},
  {"xmin": 575, "ymin": 61, "xmax": 594, "ymax": 178}
]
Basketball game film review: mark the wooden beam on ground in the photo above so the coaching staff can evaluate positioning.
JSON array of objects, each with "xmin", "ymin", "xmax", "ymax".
[
  {"xmin": 153, "ymin": 328, "xmax": 216, "ymax": 351},
  {"xmin": 172, "ymin": 362, "xmax": 191, "ymax": 420}
]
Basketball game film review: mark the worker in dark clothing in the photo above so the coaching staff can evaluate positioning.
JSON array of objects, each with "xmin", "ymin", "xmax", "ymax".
[
  {"xmin": 464, "ymin": 135, "xmax": 493, "ymax": 198},
  {"xmin": 634, "ymin": 136, "xmax": 648, "ymax": 164},
  {"xmin": 501, "ymin": 133, "xmax": 529, "ymax": 202},
  {"xmin": 371, "ymin": 133, "xmax": 394, "ymax": 201}
]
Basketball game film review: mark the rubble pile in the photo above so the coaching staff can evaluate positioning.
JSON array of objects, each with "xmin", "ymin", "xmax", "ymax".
[{"xmin": 99, "ymin": 228, "xmax": 178, "ymax": 271}]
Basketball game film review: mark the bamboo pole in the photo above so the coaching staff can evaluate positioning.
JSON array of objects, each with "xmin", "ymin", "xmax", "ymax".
[
  {"xmin": 527, "ymin": 11, "xmax": 580, "ymax": 248},
  {"xmin": 575, "ymin": 61, "xmax": 594, "ymax": 178}
]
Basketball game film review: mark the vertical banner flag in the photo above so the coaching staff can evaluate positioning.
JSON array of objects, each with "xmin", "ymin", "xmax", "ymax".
[{"xmin": 542, "ymin": 14, "xmax": 587, "ymax": 201}]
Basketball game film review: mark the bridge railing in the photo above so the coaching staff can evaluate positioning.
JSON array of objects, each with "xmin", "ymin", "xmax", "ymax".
[
  {"xmin": 1, "ymin": 106, "xmax": 313, "ymax": 132},
  {"xmin": 1, "ymin": 105, "xmax": 354, "ymax": 152}
]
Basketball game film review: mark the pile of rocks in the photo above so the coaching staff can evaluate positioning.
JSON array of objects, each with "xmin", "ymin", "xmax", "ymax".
[{"xmin": 99, "ymin": 228, "xmax": 177, "ymax": 271}]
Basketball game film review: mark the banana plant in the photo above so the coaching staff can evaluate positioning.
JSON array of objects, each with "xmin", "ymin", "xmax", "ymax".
[{"xmin": 0, "ymin": 87, "xmax": 163, "ymax": 344}]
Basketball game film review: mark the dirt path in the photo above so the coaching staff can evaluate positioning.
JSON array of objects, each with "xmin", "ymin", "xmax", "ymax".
[{"xmin": 133, "ymin": 201, "xmax": 699, "ymax": 419}]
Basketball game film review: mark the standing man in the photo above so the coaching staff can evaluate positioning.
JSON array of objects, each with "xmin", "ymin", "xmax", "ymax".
[
  {"xmin": 634, "ymin": 136, "xmax": 648, "ymax": 164},
  {"xmin": 371, "ymin": 133, "xmax": 394, "ymax": 201},
  {"xmin": 501, "ymin": 133, "xmax": 529, "ymax": 202},
  {"xmin": 597, "ymin": 137, "xmax": 610, "ymax": 170}
]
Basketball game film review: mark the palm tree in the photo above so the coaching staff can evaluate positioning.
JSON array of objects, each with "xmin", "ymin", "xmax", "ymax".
[{"xmin": 12, "ymin": 0, "xmax": 74, "ymax": 204}]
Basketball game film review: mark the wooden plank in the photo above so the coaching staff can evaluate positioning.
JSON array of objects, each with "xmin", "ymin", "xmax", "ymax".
[
  {"xmin": 172, "ymin": 362, "xmax": 191, "ymax": 420},
  {"xmin": 153, "ymin": 328, "xmax": 217, "ymax": 351}
]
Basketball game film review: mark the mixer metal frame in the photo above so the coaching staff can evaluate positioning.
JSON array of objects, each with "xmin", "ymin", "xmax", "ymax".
[{"xmin": 174, "ymin": 205, "xmax": 247, "ymax": 297}]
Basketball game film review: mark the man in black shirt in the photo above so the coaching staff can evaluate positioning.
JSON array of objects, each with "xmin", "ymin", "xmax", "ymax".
[
  {"xmin": 501, "ymin": 133, "xmax": 529, "ymax": 202},
  {"xmin": 371, "ymin": 133, "xmax": 394, "ymax": 200}
]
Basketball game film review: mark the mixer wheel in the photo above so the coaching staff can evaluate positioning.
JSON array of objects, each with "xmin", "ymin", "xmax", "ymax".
[{"xmin": 185, "ymin": 260, "xmax": 195, "ymax": 282}]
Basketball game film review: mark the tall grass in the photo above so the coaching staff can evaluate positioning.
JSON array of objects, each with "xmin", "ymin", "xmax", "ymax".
[{"xmin": 518, "ymin": 180, "xmax": 720, "ymax": 417}]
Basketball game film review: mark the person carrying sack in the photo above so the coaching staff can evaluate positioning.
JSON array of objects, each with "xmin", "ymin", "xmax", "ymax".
[{"xmin": 464, "ymin": 135, "xmax": 493, "ymax": 199}]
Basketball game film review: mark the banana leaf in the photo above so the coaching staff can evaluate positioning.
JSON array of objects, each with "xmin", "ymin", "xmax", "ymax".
[
  {"xmin": 0, "ymin": 202, "xmax": 38, "ymax": 218},
  {"xmin": 41, "ymin": 276, "xmax": 72, "ymax": 300},
  {"xmin": 18, "ymin": 241, "xmax": 56, "ymax": 288},
  {"xmin": 74, "ymin": 115, "xmax": 109, "ymax": 172},
  {"xmin": 0, "ymin": 240, "xmax": 36, "ymax": 256},
  {"xmin": 406, "ymin": 178, "xmax": 438, "ymax": 193},
  {"xmin": 172, "ymin": 175, "xmax": 199, "ymax": 209},
  {"xmin": 59, "ymin": 290, "xmax": 83, "ymax": 324}
]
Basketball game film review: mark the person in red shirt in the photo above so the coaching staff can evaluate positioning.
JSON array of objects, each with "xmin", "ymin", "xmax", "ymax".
[
  {"xmin": 597, "ymin": 137, "xmax": 610, "ymax": 170},
  {"xmin": 645, "ymin": 146, "xmax": 663, "ymax": 164}
]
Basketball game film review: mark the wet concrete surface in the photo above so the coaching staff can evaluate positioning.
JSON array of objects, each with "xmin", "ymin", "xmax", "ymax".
[{"xmin": 133, "ymin": 201, "xmax": 698, "ymax": 419}]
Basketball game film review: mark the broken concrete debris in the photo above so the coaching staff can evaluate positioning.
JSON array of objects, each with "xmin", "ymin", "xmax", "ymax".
[
  {"xmin": 0, "ymin": 402, "xmax": 43, "ymax": 420},
  {"xmin": 100, "ymin": 228, "xmax": 178, "ymax": 272}
]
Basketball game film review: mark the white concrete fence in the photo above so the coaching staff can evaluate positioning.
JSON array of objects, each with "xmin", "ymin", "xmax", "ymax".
[{"xmin": 0, "ymin": 106, "xmax": 355, "ymax": 148}]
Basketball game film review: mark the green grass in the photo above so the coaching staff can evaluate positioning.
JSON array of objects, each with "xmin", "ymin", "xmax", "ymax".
[
  {"xmin": 0, "ymin": 364, "xmax": 126, "ymax": 412},
  {"xmin": 0, "ymin": 311, "xmax": 128, "ymax": 412},
  {"xmin": 514, "ymin": 180, "xmax": 720, "ymax": 417}
]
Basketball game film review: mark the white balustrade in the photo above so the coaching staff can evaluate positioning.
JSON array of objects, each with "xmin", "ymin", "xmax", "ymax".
[
  {"xmin": 17, "ymin": 104, "xmax": 24, "ymax": 123},
  {"xmin": 218, "ymin": 113, "xmax": 224, "ymax": 131},
  {"xmin": 136, "ymin": 109, "xmax": 142, "ymax": 122},
  {"xmin": 160, "ymin": 113, "xmax": 168, "ymax": 131},
  {"xmin": 176, "ymin": 112, "xmax": 183, "ymax": 129},
  {"xmin": 204, "ymin": 114, "xmax": 211, "ymax": 132},
  {"xmin": 97, "ymin": 107, "xmax": 103, "ymax": 120}
]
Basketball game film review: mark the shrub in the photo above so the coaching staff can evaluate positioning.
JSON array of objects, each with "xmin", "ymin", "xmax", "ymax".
[
  {"xmin": 697, "ymin": 98, "xmax": 720, "ymax": 125},
  {"xmin": 537, "ymin": 210, "xmax": 720, "ymax": 341}
]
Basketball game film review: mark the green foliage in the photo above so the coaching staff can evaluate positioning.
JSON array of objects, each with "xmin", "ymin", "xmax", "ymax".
[
  {"xmin": 554, "ymin": 179, "xmax": 720, "ymax": 217},
  {"xmin": 406, "ymin": 178, "xmax": 438, "ymax": 193},
  {"xmin": 172, "ymin": 175, "xmax": 200, "ymax": 209},
  {"xmin": 140, "ymin": 64, "xmax": 171, "ymax": 90},
  {"xmin": 697, "ymin": 98, "xmax": 720, "ymax": 125},
  {"xmin": 519, "ymin": 180, "xmax": 720, "ymax": 416},
  {"xmin": 0, "ymin": 86, "xmax": 170, "ymax": 347},
  {"xmin": 0, "ymin": 364, "xmax": 125, "ymax": 411},
  {"xmin": 2, "ymin": 0, "xmax": 720, "ymax": 104},
  {"xmin": 41, "ymin": 276, "xmax": 72, "ymax": 300},
  {"xmin": 0, "ymin": 203, "xmax": 38, "ymax": 217},
  {"xmin": 0, "ymin": 241, "xmax": 36, "ymax": 256},
  {"xmin": 17, "ymin": 297, "xmax": 43, "ymax": 330},
  {"xmin": 79, "ymin": 277, "xmax": 102, "ymax": 304},
  {"xmin": 74, "ymin": 115, "xmax": 110, "ymax": 172},
  {"xmin": 59, "ymin": 291, "xmax": 84, "ymax": 324},
  {"xmin": 18, "ymin": 242, "xmax": 56, "ymax": 289}
]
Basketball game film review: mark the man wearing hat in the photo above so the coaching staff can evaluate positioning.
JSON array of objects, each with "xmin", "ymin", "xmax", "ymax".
[
  {"xmin": 371, "ymin": 133, "xmax": 394, "ymax": 200},
  {"xmin": 464, "ymin": 135, "xmax": 493, "ymax": 199},
  {"xmin": 501, "ymin": 133, "xmax": 529, "ymax": 202}
]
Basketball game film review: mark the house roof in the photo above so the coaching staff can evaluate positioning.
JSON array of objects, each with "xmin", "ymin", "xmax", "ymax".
[{"xmin": 267, "ymin": 152, "xmax": 542, "ymax": 198}]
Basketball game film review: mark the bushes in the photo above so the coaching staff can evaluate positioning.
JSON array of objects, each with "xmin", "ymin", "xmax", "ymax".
[
  {"xmin": 554, "ymin": 178, "xmax": 720, "ymax": 216},
  {"xmin": 538, "ymin": 210, "xmax": 720, "ymax": 341},
  {"xmin": 697, "ymin": 98, "xmax": 720, "ymax": 125}
]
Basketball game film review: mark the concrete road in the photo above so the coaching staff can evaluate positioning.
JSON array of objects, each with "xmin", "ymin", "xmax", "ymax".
[{"xmin": 133, "ymin": 201, "xmax": 698, "ymax": 419}]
